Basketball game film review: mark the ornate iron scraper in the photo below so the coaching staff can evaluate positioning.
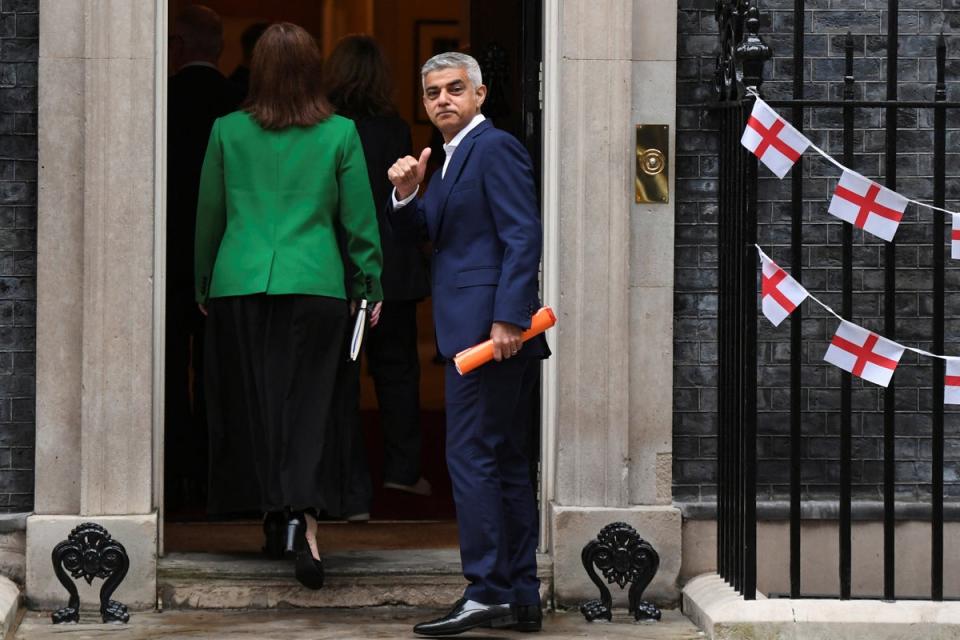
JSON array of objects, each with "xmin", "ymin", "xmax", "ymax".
[
  {"xmin": 579, "ymin": 522, "xmax": 661, "ymax": 622},
  {"xmin": 51, "ymin": 522, "xmax": 130, "ymax": 624}
]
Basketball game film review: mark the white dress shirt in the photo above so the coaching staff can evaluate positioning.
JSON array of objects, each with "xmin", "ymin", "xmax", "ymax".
[{"xmin": 392, "ymin": 113, "xmax": 487, "ymax": 209}]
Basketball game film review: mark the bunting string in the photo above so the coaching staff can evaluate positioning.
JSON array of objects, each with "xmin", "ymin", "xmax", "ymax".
[
  {"xmin": 756, "ymin": 244, "xmax": 952, "ymax": 362},
  {"xmin": 741, "ymin": 91, "xmax": 960, "ymax": 226}
]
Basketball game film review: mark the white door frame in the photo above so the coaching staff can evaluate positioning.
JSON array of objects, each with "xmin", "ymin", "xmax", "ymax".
[
  {"xmin": 153, "ymin": 0, "xmax": 169, "ymax": 554},
  {"xmin": 539, "ymin": 0, "xmax": 560, "ymax": 552}
]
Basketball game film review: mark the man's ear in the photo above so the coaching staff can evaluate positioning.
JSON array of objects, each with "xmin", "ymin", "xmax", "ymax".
[{"xmin": 476, "ymin": 83, "xmax": 487, "ymax": 107}]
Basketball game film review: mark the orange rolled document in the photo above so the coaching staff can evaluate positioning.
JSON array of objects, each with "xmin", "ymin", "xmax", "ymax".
[{"xmin": 453, "ymin": 306, "xmax": 557, "ymax": 375}]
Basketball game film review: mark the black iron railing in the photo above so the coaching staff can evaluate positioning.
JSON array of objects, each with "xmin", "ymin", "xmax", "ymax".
[{"xmin": 705, "ymin": 0, "xmax": 953, "ymax": 601}]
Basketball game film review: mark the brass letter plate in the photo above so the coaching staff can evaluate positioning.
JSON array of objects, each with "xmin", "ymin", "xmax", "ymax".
[{"xmin": 635, "ymin": 124, "xmax": 669, "ymax": 204}]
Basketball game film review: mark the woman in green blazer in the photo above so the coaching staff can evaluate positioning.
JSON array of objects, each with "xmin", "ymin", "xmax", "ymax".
[{"xmin": 194, "ymin": 23, "xmax": 382, "ymax": 590}]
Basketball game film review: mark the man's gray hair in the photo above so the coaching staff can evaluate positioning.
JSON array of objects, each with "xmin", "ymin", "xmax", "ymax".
[{"xmin": 421, "ymin": 52, "xmax": 483, "ymax": 90}]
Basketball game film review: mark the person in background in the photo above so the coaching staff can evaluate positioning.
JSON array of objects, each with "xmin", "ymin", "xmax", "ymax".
[
  {"xmin": 165, "ymin": 4, "xmax": 243, "ymax": 514},
  {"xmin": 195, "ymin": 23, "xmax": 383, "ymax": 590},
  {"xmin": 228, "ymin": 22, "xmax": 268, "ymax": 99},
  {"xmin": 323, "ymin": 35, "xmax": 433, "ymax": 520}
]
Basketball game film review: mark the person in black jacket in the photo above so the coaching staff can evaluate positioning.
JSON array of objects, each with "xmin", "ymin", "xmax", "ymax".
[
  {"xmin": 166, "ymin": 5, "xmax": 243, "ymax": 514},
  {"xmin": 324, "ymin": 35, "xmax": 432, "ymax": 519},
  {"xmin": 228, "ymin": 22, "xmax": 268, "ymax": 100}
]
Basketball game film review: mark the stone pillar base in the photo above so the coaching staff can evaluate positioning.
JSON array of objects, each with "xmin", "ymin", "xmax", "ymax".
[
  {"xmin": 25, "ymin": 513, "xmax": 157, "ymax": 611},
  {"xmin": 551, "ymin": 504, "xmax": 681, "ymax": 608}
]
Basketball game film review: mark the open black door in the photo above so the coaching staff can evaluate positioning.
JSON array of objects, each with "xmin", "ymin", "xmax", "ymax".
[
  {"xmin": 471, "ymin": 0, "xmax": 542, "ymax": 178},
  {"xmin": 470, "ymin": 0, "xmax": 543, "ymax": 491}
]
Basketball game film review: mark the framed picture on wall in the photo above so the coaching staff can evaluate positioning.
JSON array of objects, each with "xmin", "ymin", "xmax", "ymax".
[{"xmin": 414, "ymin": 20, "xmax": 460, "ymax": 124}]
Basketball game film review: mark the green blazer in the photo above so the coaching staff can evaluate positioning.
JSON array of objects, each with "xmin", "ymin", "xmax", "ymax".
[{"xmin": 194, "ymin": 111, "xmax": 383, "ymax": 304}]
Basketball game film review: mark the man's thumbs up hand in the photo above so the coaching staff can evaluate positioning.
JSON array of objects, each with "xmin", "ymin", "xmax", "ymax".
[{"xmin": 388, "ymin": 148, "xmax": 432, "ymax": 201}]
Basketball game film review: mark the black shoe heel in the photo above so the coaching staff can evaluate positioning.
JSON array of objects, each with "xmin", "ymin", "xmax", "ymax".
[
  {"xmin": 283, "ymin": 512, "xmax": 307, "ymax": 558},
  {"xmin": 489, "ymin": 614, "xmax": 517, "ymax": 629},
  {"xmin": 294, "ymin": 551, "xmax": 324, "ymax": 590}
]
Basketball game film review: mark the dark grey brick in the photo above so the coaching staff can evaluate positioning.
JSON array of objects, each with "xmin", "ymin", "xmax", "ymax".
[
  {"xmin": 10, "ymin": 397, "xmax": 31, "ymax": 422},
  {"xmin": 0, "ymin": 423, "xmax": 30, "ymax": 447},
  {"xmin": 0, "ymin": 87, "xmax": 33, "ymax": 112},
  {"xmin": 2, "ymin": 0, "xmax": 37, "ymax": 12},
  {"xmin": 14, "ymin": 14, "xmax": 36, "ymax": 38},
  {"xmin": 0, "ymin": 39, "xmax": 35, "ymax": 63},
  {"xmin": 13, "ymin": 63, "xmax": 33, "ymax": 88}
]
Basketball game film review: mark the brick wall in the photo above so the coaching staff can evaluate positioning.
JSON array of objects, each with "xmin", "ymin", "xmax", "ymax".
[
  {"xmin": 674, "ymin": 0, "xmax": 960, "ymax": 507},
  {"xmin": 0, "ymin": 0, "xmax": 36, "ymax": 512}
]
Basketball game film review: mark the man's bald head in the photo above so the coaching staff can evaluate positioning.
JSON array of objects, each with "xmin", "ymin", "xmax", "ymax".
[{"xmin": 171, "ymin": 5, "xmax": 223, "ymax": 68}]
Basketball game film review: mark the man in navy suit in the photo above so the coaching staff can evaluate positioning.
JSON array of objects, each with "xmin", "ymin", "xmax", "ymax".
[{"xmin": 388, "ymin": 52, "xmax": 549, "ymax": 636}]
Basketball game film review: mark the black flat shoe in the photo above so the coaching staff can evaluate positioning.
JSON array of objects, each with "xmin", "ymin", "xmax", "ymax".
[
  {"xmin": 294, "ymin": 550, "xmax": 324, "ymax": 590},
  {"xmin": 509, "ymin": 604, "xmax": 543, "ymax": 632},
  {"xmin": 261, "ymin": 511, "xmax": 285, "ymax": 559},
  {"xmin": 413, "ymin": 599, "xmax": 516, "ymax": 636}
]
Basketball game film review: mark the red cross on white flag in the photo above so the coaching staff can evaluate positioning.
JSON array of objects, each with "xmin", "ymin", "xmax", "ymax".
[
  {"xmin": 952, "ymin": 215, "xmax": 960, "ymax": 260},
  {"xmin": 827, "ymin": 170, "xmax": 908, "ymax": 242},
  {"xmin": 759, "ymin": 250, "xmax": 808, "ymax": 327},
  {"xmin": 945, "ymin": 358, "xmax": 960, "ymax": 405},
  {"xmin": 823, "ymin": 321, "xmax": 904, "ymax": 387},
  {"xmin": 740, "ymin": 98, "xmax": 810, "ymax": 179}
]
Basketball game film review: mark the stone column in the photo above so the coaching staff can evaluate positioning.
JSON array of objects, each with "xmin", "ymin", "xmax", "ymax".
[
  {"xmin": 548, "ymin": 0, "xmax": 681, "ymax": 606},
  {"xmin": 28, "ymin": 0, "xmax": 160, "ymax": 610}
]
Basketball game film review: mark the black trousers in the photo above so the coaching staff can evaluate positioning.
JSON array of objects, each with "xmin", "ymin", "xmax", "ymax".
[
  {"xmin": 204, "ymin": 294, "xmax": 348, "ymax": 515},
  {"xmin": 445, "ymin": 356, "xmax": 540, "ymax": 605},
  {"xmin": 366, "ymin": 300, "xmax": 423, "ymax": 486}
]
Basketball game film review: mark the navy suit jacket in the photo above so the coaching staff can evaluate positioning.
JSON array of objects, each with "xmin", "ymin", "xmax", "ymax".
[{"xmin": 392, "ymin": 120, "xmax": 549, "ymax": 359}]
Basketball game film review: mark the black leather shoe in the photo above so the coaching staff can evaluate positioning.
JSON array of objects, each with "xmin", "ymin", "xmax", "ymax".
[
  {"xmin": 413, "ymin": 599, "xmax": 516, "ymax": 636},
  {"xmin": 509, "ymin": 604, "xmax": 543, "ymax": 632}
]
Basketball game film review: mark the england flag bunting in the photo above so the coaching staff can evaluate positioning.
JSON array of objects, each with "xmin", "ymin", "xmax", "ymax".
[
  {"xmin": 759, "ymin": 250, "xmax": 808, "ymax": 327},
  {"xmin": 827, "ymin": 170, "xmax": 908, "ymax": 242},
  {"xmin": 946, "ymin": 358, "xmax": 960, "ymax": 406},
  {"xmin": 952, "ymin": 215, "xmax": 960, "ymax": 260},
  {"xmin": 823, "ymin": 321, "xmax": 904, "ymax": 388},
  {"xmin": 740, "ymin": 98, "xmax": 810, "ymax": 179}
]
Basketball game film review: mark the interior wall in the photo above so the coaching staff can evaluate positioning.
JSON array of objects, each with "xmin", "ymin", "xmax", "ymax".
[
  {"xmin": 169, "ymin": 0, "xmax": 325, "ymax": 76},
  {"xmin": 170, "ymin": 0, "xmax": 469, "ymax": 151},
  {"xmin": 373, "ymin": 0, "xmax": 469, "ymax": 152}
]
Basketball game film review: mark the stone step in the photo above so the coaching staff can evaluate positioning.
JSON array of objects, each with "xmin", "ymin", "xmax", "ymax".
[{"xmin": 159, "ymin": 551, "xmax": 553, "ymax": 609}]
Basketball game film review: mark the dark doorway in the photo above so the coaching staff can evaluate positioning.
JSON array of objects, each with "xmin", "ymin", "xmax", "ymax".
[{"xmin": 163, "ymin": 0, "xmax": 543, "ymax": 552}]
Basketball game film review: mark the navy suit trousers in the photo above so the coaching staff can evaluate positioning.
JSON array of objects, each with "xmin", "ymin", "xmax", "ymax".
[{"xmin": 444, "ymin": 356, "xmax": 540, "ymax": 606}]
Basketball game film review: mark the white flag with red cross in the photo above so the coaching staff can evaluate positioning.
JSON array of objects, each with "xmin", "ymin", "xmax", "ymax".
[
  {"xmin": 823, "ymin": 321, "xmax": 904, "ymax": 387},
  {"xmin": 827, "ymin": 170, "xmax": 908, "ymax": 242},
  {"xmin": 952, "ymin": 215, "xmax": 960, "ymax": 260},
  {"xmin": 759, "ymin": 249, "xmax": 808, "ymax": 327},
  {"xmin": 740, "ymin": 98, "xmax": 810, "ymax": 178},
  {"xmin": 945, "ymin": 358, "xmax": 960, "ymax": 405}
]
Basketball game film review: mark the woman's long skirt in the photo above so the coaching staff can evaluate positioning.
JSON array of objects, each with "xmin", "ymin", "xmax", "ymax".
[{"xmin": 204, "ymin": 294, "xmax": 348, "ymax": 515}]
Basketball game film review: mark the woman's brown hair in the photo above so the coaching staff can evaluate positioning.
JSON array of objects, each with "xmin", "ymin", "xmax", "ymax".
[
  {"xmin": 323, "ymin": 35, "xmax": 396, "ymax": 119},
  {"xmin": 245, "ymin": 23, "xmax": 332, "ymax": 130}
]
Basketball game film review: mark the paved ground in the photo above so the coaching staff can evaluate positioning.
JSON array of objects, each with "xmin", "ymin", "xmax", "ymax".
[{"xmin": 15, "ymin": 607, "xmax": 704, "ymax": 639}]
